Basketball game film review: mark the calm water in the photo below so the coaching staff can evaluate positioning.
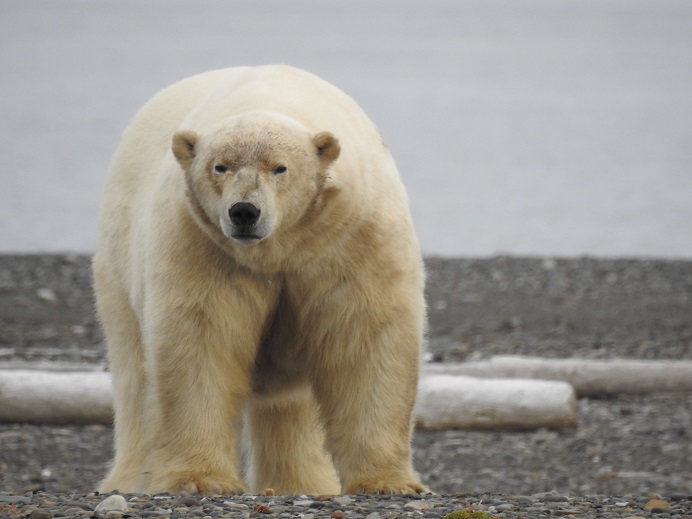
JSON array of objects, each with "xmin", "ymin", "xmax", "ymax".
[{"xmin": 2, "ymin": 0, "xmax": 691, "ymax": 257}]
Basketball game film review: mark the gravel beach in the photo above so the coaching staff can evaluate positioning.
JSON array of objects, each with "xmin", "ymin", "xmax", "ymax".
[{"xmin": 1, "ymin": 254, "xmax": 690, "ymax": 517}]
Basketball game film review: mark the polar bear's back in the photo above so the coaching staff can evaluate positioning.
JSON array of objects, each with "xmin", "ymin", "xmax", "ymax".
[
  {"xmin": 107, "ymin": 65, "xmax": 386, "ymax": 195},
  {"xmin": 180, "ymin": 66, "xmax": 383, "ymax": 147}
]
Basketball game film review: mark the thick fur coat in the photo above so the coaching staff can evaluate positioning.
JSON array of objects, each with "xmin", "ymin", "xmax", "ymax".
[{"xmin": 94, "ymin": 65, "xmax": 426, "ymax": 495}]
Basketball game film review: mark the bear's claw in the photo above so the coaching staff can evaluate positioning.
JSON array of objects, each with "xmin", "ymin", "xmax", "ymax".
[{"xmin": 149, "ymin": 473, "xmax": 248, "ymax": 495}]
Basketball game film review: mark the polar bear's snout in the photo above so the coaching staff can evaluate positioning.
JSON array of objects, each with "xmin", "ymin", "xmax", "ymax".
[
  {"xmin": 229, "ymin": 202, "xmax": 260, "ymax": 228},
  {"xmin": 226, "ymin": 201, "xmax": 264, "ymax": 242}
]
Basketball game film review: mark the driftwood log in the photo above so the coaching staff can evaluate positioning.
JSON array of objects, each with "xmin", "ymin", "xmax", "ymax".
[
  {"xmin": 0, "ymin": 368, "xmax": 577, "ymax": 429},
  {"xmin": 2, "ymin": 355, "xmax": 690, "ymax": 426},
  {"xmin": 414, "ymin": 375, "xmax": 577, "ymax": 430},
  {"xmin": 424, "ymin": 355, "xmax": 692, "ymax": 396},
  {"xmin": 0, "ymin": 370, "xmax": 112, "ymax": 424}
]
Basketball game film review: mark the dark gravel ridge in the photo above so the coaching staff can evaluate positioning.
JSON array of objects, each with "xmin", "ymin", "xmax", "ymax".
[{"xmin": 1, "ymin": 254, "xmax": 691, "ymax": 516}]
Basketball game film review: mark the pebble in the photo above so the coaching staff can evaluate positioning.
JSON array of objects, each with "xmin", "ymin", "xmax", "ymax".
[
  {"xmin": 0, "ymin": 495, "xmax": 32, "ymax": 505},
  {"xmin": 223, "ymin": 502, "xmax": 249, "ymax": 510},
  {"xmin": 405, "ymin": 499, "xmax": 435, "ymax": 511},
  {"xmin": 645, "ymin": 498, "xmax": 671, "ymax": 511},
  {"xmin": 94, "ymin": 494, "xmax": 128, "ymax": 516},
  {"xmin": 174, "ymin": 495, "xmax": 202, "ymax": 507}
]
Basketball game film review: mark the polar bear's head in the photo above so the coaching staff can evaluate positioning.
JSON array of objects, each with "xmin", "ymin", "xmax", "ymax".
[{"xmin": 172, "ymin": 112, "xmax": 340, "ymax": 246}]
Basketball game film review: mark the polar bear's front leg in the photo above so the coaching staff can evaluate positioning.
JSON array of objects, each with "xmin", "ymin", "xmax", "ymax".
[
  {"xmin": 311, "ymin": 319, "xmax": 428, "ymax": 495},
  {"xmin": 141, "ymin": 277, "xmax": 275, "ymax": 495},
  {"xmin": 144, "ymin": 318, "xmax": 248, "ymax": 494}
]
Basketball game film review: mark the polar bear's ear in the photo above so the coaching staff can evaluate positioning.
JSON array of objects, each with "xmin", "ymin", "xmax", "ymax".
[
  {"xmin": 172, "ymin": 130, "xmax": 199, "ymax": 170},
  {"xmin": 313, "ymin": 132, "xmax": 340, "ymax": 164}
]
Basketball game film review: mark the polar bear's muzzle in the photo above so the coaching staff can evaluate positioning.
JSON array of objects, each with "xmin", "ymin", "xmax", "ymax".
[{"xmin": 225, "ymin": 202, "xmax": 264, "ymax": 242}]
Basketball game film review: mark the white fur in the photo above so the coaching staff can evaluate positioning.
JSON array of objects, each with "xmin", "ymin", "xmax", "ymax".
[{"xmin": 94, "ymin": 65, "xmax": 427, "ymax": 495}]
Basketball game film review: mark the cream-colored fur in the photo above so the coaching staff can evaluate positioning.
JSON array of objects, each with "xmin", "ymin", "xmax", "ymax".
[{"xmin": 94, "ymin": 65, "xmax": 427, "ymax": 495}]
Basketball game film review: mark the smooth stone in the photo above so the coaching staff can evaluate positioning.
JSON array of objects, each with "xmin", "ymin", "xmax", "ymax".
[
  {"xmin": 61, "ymin": 506, "xmax": 88, "ymax": 515},
  {"xmin": 174, "ymin": 496, "xmax": 202, "ymax": 507},
  {"xmin": 223, "ymin": 502, "xmax": 249, "ymax": 510},
  {"xmin": 544, "ymin": 494, "xmax": 570, "ymax": 503},
  {"xmin": 0, "ymin": 495, "xmax": 32, "ymax": 505},
  {"xmin": 645, "ymin": 499, "xmax": 670, "ymax": 511},
  {"xmin": 65, "ymin": 501, "xmax": 95, "ymax": 511},
  {"xmin": 30, "ymin": 510, "xmax": 54, "ymax": 519},
  {"xmin": 95, "ymin": 495, "xmax": 128, "ymax": 516},
  {"xmin": 405, "ymin": 500, "xmax": 434, "ymax": 511}
]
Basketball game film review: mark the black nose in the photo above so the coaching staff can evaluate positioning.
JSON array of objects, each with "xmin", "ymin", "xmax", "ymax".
[{"xmin": 229, "ymin": 202, "xmax": 260, "ymax": 227}]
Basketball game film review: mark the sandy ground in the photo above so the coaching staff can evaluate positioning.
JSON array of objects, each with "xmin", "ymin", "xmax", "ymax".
[{"xmin": 2, "ymin": 1, "xmax": 692, "ymax": 257}]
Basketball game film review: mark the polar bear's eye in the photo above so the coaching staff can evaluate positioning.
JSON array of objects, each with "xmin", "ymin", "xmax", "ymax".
[
  {"xmin": 214, "ymin": 164, "xmax": 228, "ymax": 174},
  {"xmin": 273, "ymin": 165, "xmax": 287, "ymax": 175}
]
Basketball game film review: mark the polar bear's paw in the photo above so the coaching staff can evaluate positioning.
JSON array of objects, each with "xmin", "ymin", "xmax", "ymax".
[
  {"xmin": 345, "ymin": 475, "xmax": 429, "ymax": 495},
  {"xmin": 149, "ymin": 472, "xmax": 248, "ymax": 495}
]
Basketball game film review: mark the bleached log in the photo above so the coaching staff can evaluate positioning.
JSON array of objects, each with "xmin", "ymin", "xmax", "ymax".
[
  {"xmin": 1, "ymin": 368, "xmax": 578, "ymax": 429},
  {"xmin": 424, "ymin": 355, "xmax": 692, "ymax": 396},
  {"xmin": 415, "ymin": 375, "xmax": 577, "ymax": 430},
  {"xmin": 0, "ymin": 370, "xmax": 113, "ymax": 424}
]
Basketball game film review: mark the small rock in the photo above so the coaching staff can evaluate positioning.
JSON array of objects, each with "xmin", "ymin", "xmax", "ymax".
[
  {"xmin": 405, "ymin": 500, "xmax": 434, "ymax": 511},
  {"xmin": 293, "ymin": 500, "xmax": 314, "ymax": 507},
  {"xmin": 252, "ymin": 503, "xmax": 273, "ymax": 514},
  {"xmin": 644, "ymin": 499, "xmax": 670, "ymax": 511},
  {"xmin": 365, "ymin": 513, "xmax": 381, "ymax": 519},
  {"xmin": 36, "ymin": 287, "xmax": 57, "ymax": 303},
  {"xmin": 334, "ymin": 496, "xmax": 354, "ymax": 506},
  {"xmin": 30, "ymin": 509, "xmax": 54, "ymax": 519},
  {"xmin": 60, "ymin": 507, "xmax": 87, "ymax": 515},
  {"xmin": 0, "ymin": 495, "xmax": 31, "ymax": 505},
  {"xmin": 174, "ymin": 496, "xmax": 201, "ymax": 507},
  {"xmin": 533, "ymin": 491, "xmax": 569, "ymax": 503},
  {"xmin": 223, "ymin": 502, "xmax": 249, "ymax": 510},
  {"xmin": 332, "ymin": 512, "xmax": 346, "ymax": 519},
  {"xmin": 95, "ymin": 495, "xmax": 128, "ymax": 517}
]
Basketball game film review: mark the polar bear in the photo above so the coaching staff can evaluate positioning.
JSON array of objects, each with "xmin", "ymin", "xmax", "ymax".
[{"xmin": 94, "ymin": 65, "xmax": 427, "ymax": 496}]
